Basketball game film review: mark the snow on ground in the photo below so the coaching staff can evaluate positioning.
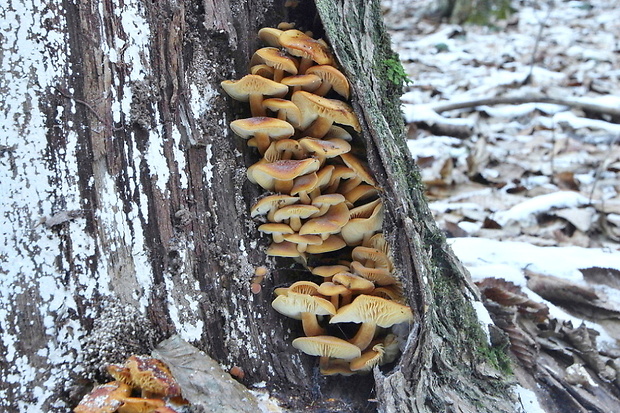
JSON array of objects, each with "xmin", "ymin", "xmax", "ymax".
[{"xmin": 384, "ymin": 0, "xmax": 620, "ymax": 382}]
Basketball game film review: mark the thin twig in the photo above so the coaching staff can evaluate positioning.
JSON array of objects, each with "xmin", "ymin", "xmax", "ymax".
[
  {"xmin": 428, "ymin": 95, "xmax": 620, "ymax": 118},
  {"xmin": 522, "ymin": 2, "xmax": 554, "ymax": 85}
]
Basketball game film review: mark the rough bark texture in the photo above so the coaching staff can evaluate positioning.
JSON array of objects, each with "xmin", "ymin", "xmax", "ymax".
[{"xmin": 1, "ymin": 0, "xmax": 515, "ymax": 412}]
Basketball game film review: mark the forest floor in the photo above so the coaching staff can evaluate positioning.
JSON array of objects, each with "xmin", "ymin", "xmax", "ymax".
[{"xmin": 382, "ymin": 0, "xmax": 620, "ymax": 408}]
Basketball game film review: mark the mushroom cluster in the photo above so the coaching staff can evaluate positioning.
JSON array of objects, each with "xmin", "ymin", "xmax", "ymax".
[
  {"xmin": 74, "ymin": 355, "xmax": 185, "ymax": 413},
  {"xmin": 222, "ymin": 25, "xmax": 413, "ymax": 375}
]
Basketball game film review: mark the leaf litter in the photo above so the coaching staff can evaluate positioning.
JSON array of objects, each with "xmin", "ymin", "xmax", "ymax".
[{"xmin": 384, "ymin": 0, "xmax": 620, "ymax": 409}]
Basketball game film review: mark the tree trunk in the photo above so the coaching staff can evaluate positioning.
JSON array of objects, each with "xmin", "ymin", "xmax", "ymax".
[{"xmin": 1, "ymin": 0, "xmax": 515, "ymax": 412}]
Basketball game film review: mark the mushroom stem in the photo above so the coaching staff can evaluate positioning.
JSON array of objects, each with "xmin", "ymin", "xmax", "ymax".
[
  {"xmin": 289, "ymin": 216, "xmax": 302, "ymax": 231},
  {"xmin": 301, "ymin": 312, "xmax": 325, "ymax": 336},
  {"xmin": 254, "ymin": 132, "xmax": 271, "ymax": 155},
  {"xmin": 341, "ymin": 293, "xmax": 353, "ymax": 307},
  {"xmin": 313, "ymin": 82, "xmax": 332, "ymax": 96},
  {"xmin": 249, "ymin": 94, "xmax": 266, "ymax": 117},
  {"xmin": 350, "ymin": 322, "xmax": 377, "ymax": 350},
  {"xmin": 273, "ymin": 69, "xmax": 285, "ymax": 83},
  {"xmin": 298, "ymin": 57, "xmax": 314, "ymax": 75},
  {"xmin": 319, "ymin": 356, "xmax": 330, "ymax": 371},
  {"xmin": 304, "ymin": 117, "xmax": 333, "ymax": 139}
]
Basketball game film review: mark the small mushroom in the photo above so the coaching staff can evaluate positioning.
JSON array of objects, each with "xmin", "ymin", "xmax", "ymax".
[
  {"xmin": 251, "ymin": 194, "xmax": 300, "ymax": 221},
  {"xmin": 124, "ymin": 355, "xmax": 181, "ymax": 397},
  {"xmin": 292, "ymin": 335, "xmax": 361, "ymax": 370},
  {"xmin": 351, "ymin": 245, "xmax": 392, "ymax": 270},
  {"xmin": 338, "ymin": 153, "xmax": 377, "ymax": 193},
  {"xmin": 258, "ymin": 222, "xmax": 295, "ymax": 243},
  {"xmin": 329, "ymin": 295, "xmax": 413, "ymax": 350},
  {"xmin": 319, "ymin": 358, "xmax": 356, "ymax": 376},
  {"xmin": 250, "ymin": 64, "xmax": 275, "ymax": 79},
  {"xmin": 292, "ymin": 91, "xmax": 360, "ymax": 139},
  {"xmin": 344, "ymin": 184, "xmax": 378, "ymax": 205},
  {"xmin": 280, "ymin": 74, "xmax": 322, "ymax": 94},
  {"xmin": 311, "ymin": 264, "xmax": 350, "ymax": 280},
  {"xmin": 257, "ymin": 27, "xmax": 284, "ymax": 47},
  {"xmin": 251, "ymin": 47, "xmax": 298, "ymax": 82},
  {"xmin": 279, "ymin": 29, "xmax": 334, "ymax": 73},
  {"xmin": 299, "ymin": 202, "xmax": 350, "ymax": 240},
  {"xmin": 332, "ymin": 272, "xmax": 375, "ymax": 295},
  {"xmin": 317, "ymin": 281, "xmax": 352, "ymax": 309},
  {"xmin": 221, "ymin": 74, "xmax": 288, "ymax": 117},
  {"xmin": 349, "ymin": 343, "xmax": 385, "ymax": 372},
  {"xmin": 284, "ymin": 233, "xmax": 324, "ymax": 253},
  {"xmin": 341, "ymin": 199, "xmax": 384, "ymax": 246},
  {"xmin": 305, "ymin": 234, "xmax": 347, "ymax": 254},
  {"xmin": 230, "ymin": 117, "xmax": 295, "ymax": 155},
  {"xmin": 272, "ymin": 292, "xmax": 336, "ymax": 336},
  {"xmin": 74, "ymin": 381, "xmax": 131, "ymax": 413},
  {"xmin": 273, "ymin": 204, "xmax": 320, "ymax": 231},
  {"xmin": 290, "ymin": 172, "xmax": 320, "ymax": 204},
  {"xmin": 248, "ymin": 158, "xmax": 321, "ymax": 193},
  {"xmin": 299, "ymin": 137, "xmax": 351, "ymax": 167},
  {"xmin": 266, "ymin": 240, "xmax": 307, "ymax": 264},
  {"xmin": 305, "ymin": 65, "xmax": 350, "ymax": 98},
  {"xmin": 350, "ymin": 260, "xmax": 398, "ymax": 286},
  {"xmin": 262, "ymin": 98, "xmax": 302, "ymax": 128},
  {"xmin": 311, "ymin": 193, "xmax": 346, "ymax": 216}
]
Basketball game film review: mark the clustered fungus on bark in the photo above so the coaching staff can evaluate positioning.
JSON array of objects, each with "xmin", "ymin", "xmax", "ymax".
[
  {"xmin": 222, "ymin": 25, "xmax": 414, "ymax": 375},
  {"xmin": 74, "ymin": 355, "xmax": 185, "ymax": 413}
]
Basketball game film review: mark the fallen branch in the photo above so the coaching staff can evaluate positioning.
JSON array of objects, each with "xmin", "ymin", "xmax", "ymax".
[{"xmin": 429, "ymin": 95, "xmax": 620, "ymax": 118}]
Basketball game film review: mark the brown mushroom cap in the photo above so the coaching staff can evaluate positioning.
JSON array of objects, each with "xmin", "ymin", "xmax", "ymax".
[
  {"xmin": 74, "ymin": 381, "xmax": 131, "ymax": 413},
  {"xmin": 258, "ymin": 222, "xmax": 295, "ymax": 243},
  {"xmin": 272, "ymin": 292, "xmax": 336, "ymax": 336},
  {"xmin": 329, "ymin": 295, "xmax": 413, "ymax": 350},
  {"xmin": 262, "ymin": 98, "xmax": 302, "ymax": 128},
  {"xmin": 350, "ymin": 260, "xmax": 397, "ymax": 286},
  {"xmin": 299, "ymin": 137, "xmax": 351, "ymax": 166},
  {"xmin": 311, "ymin": 264, "xmax": 351, "ymax": 278},
  {"xmin": 311, "ymin": 193, "xmax": 346, "ymax": 216},
  {"xmin": 349, "ymin": 343, "xmax": 385, "ymax": 372},
  {"xmin": 251, "ymin": 47, "xmax": 298, "ymax": 82},
  {"xmin": 284, "ymin": 233, "xmax": 324, "ymax": 252},
  {"xmin": 250, "ymin": 64, "xmax": 275, "ymax": 79},
  {"xmin": 292, "ymin": 335, "xmax": 361, "ymax": 360},
  {"xmin": 251, "ymin": 194, "xmax": 300, "ymax": 221},
  {"xmin": 344, "ymin": 184, "xmax": 379, "ymax": 205},
  {"xmin": 341, "ymin": 199, "xmax": 384, "ymax": 246},
  {"xmin": 290, "ymin": 172, "xmax": 320, "ymax": 204},
  {"xmin": 221, "ymin": 74, "xmax": 288, "ymax": 116},
  {"xmin": 279, "ymin": 29, "xmax": 334, "ymax": 73},
  {"xmin": 332, "ymin": 272, "xmax": 375, "ymax": 294},
  {"xmin": 230, "ymin": 117, "xmax": 295, "ymax": 155},
  {"xmin": 258, "ymin": 27, "xmax": 284, "ymax": 47},
  {"xmin": 273, "ymin": 139, "xmax": 306, "ymax": 160},
  {"xmin": 273, "ymin": 204, "xmax": 320, "ymax": 231},
  {"xmin": 249, "ymin": 158, "xmax": 321, "ymax": 193},
  {"xmin": 305, "ymin": 234, "xmax": 347, "ymax": 254},
  {"xmin": 305, "ymin": 65, "xmax": 350, "ymax": 99},
  {"xmin": 339, "ymin": 153, "xmax": 377, "ymax": 190},
  {"xmin": 351, "ymin": 246, "xmax": 392, "ymax": 270},
  {"xmin": 125, "ymin": 355, "xmax": 181, "ymax": 397},
  {"xmin": 292, "ymin": 91, "xmax": 361, "ymax": 138},
  {"xmin": 266, "ymin": 240, "xmax": 306, "ymax": 261},
  {"xmin": 280, "ymin": 74, "xmax": 322, "ymax": 94},
  {"xmin": 299, "ymin": 202, "xmax": 350, "ymax": 238}
]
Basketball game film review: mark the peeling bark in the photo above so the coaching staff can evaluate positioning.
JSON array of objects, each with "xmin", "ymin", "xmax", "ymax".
[{"xmin": 1, "ymin": 0, "xmax": 516, "ymax": 412}]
